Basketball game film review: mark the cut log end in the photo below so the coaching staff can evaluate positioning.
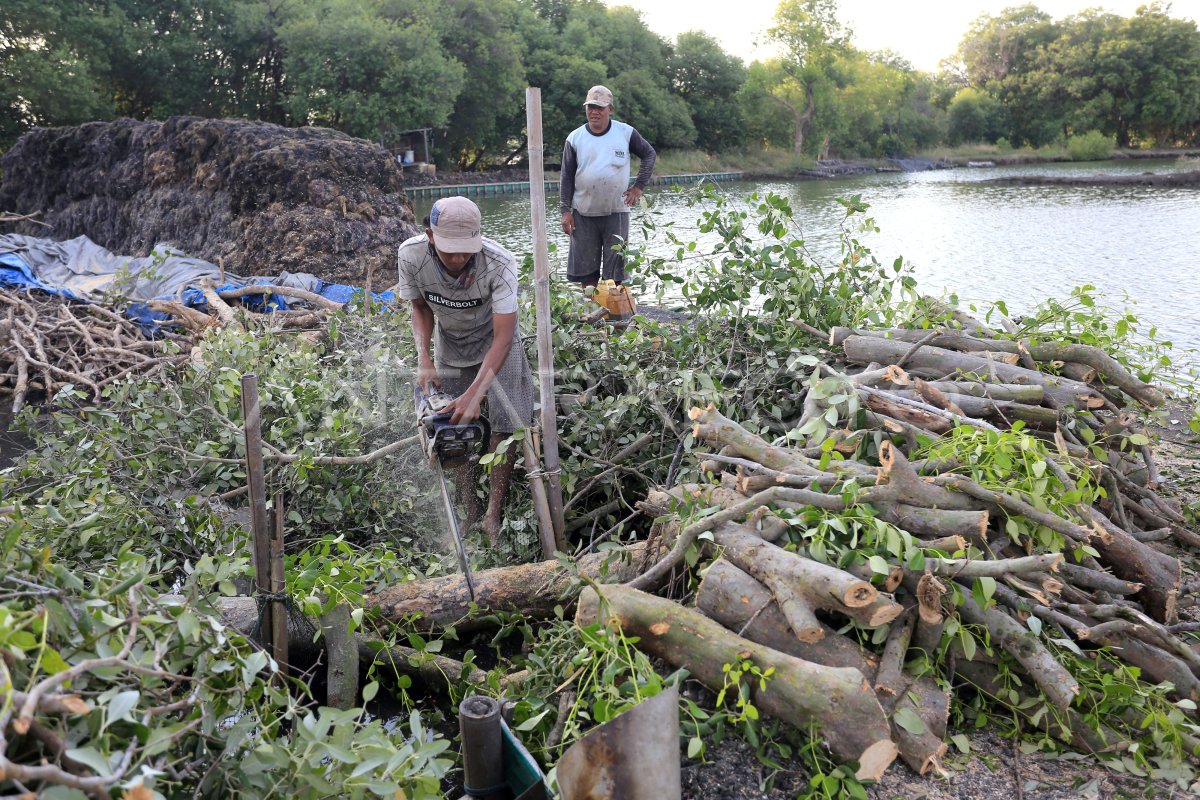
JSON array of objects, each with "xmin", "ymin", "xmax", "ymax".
[
  {"xmin": 882, "ymin": 566, "xmax": 904, "ymax": 593},
  {"xmin": 913, "ymin": 748, "xmax": 949, "ymax": 777},
  {"xmin": 864, "ymin": 599, "xmax": 905, "ymax": 627},
  {"xmin": 878, "ymin": 440, "xmax": 897, "ymax": 481},
  {"xmin": 796, "ymin": 626, "xmax": 826, "ymax": 644},
  {"xmin": 884, "ymin": 364, "xmax": 910, "ymax": 385},
  {"xmin": 855, "ymin": 739, "xmax": 900, "ymax": 782},
  {"xmin": 843, "ymin": 582, "xmax": 879, "ymax": 609}
]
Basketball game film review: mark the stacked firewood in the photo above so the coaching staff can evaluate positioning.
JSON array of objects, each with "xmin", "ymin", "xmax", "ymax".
[
  {"xmin": 0, "ymin": 282, "xmax": 342, "ymax": 413},
  {"xmin": 363, "ymin": 317, "xmax": 1199, "ymax": 781},
  {"xmin": 580, "ymin": 323, "xmax": 1198, "ymax": 779}
]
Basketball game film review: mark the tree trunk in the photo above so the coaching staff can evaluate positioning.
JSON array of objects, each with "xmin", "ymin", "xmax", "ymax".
[
  {"xmin": 842, "ymin": 335, "xmax": 1104, "ymax": 410},
  {"xmin": 953, "ymin": 584, "xmax": 1080, "ymax": 710},
  {"xmin": 833, "ymin": 329, "xmax": 1163, "ymax": 407},
  {"xmin": 696, "ymin": 559, "xmax": 880, "ymax": 672},
  {"xmin": 887, "ymin": 390, "xmax": 1060, "ymax": 426},
  {"xmin": 576, "ymin": 584, "xmax": 898, "ymax": 780},
  {"xmin": 710, "ymin": 523, "xmax": 901, "ymax": 642},
  {"xmin": 695, "ymin": 561, "xmax": 947, "ymax": 775},
  {"xmin": 794, "ymin": 82, "xmax": 816, "ymax": 156},
  {"xmin": 1081, "ymin": 507, "xmax": 1181, "ymax": 623},
  {"xmin": 368, "ymin": 542, "xmax": 657, "ymax": 631},
  {"xmin": 320, "ymin": 604, "xmax": 359, "ymax": 709},
  {"xmin": 875, "ymin": 504, "xmax": 989, "ymax": 543}
]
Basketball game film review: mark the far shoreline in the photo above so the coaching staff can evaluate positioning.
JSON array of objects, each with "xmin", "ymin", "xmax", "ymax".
[{"xmin": 403, "ymin": 147, "xmax": 1200, "ymax": 190}]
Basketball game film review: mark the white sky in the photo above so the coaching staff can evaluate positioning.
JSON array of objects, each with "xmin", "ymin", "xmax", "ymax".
[{"xmin": 603, "ymin": 0, "xmax": 1200, "ymax": 72}]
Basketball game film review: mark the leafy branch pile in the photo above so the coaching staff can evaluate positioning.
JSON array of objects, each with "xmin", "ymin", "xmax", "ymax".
[
  {"xmin": 0, "ymin": 274, "xmax": 362, "ymax": 418},
  {"xmin": 0, "ymin": 538, "xmax": 451, "ymax": 799}
]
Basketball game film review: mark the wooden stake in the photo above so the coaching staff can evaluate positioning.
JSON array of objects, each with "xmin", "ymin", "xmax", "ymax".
[
  {"xmin": 271, "ymin": 494, "xmax": 288, "ymax": 669},
  {"xmin": 524, "ymin": 429, "xmax": 558, "ymax": 559},
  {"xmin": 525, "ymin": 87, "xmax": 567, "ymax": 543},
  {"xmin": 240, "ymin": 373, "xmax": 273, "ymax": 651}
]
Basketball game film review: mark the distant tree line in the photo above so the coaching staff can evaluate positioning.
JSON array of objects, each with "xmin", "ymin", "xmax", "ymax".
[{"xmin": 2, "ymin": 0, "xmax": 1198, "ymax": 166}]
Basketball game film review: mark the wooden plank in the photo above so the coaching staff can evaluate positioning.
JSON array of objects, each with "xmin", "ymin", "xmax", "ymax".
[{"xmin": 240, "ymin": 373, "xmax": 273, "ymax": 650}]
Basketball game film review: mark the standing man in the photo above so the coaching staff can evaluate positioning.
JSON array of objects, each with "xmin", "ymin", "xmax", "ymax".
[
  {"xmin": 559, "ymin": 85, "xmax": 656, "ymax": 286},
  {"xmin": 397, "ymin": 196, "xmax": 534, "ymax": 545}
]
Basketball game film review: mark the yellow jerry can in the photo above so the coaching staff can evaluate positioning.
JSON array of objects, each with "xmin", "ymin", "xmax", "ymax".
[{"xmin": 593, "ymin": 280, "xmax": 637, "ymax": 321}]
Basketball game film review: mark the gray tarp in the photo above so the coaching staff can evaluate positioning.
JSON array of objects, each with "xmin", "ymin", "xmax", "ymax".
[{"xmin": 0, "ymin": 233, "xmax": 321, "ymax": 301}]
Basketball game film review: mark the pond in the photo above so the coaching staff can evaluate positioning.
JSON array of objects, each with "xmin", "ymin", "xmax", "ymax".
[{"xmin": 413, "ymin": 158, "xmax": 1200, "ymax": 365}]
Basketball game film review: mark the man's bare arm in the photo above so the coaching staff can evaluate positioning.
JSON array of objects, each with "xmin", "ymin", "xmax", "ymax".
[{"xmin": 410, "ymin": 296, "xmax": 439, "ymax": 390}]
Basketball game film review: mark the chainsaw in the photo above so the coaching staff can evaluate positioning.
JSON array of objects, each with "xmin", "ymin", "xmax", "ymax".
[{"xmin": 414, "ymin": 385, "xmax": 491, "ymax": 600}]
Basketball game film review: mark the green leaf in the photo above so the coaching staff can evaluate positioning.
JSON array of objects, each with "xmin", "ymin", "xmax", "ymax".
[
  {"xmin": 687, "ymin": 736, "xmax": 704, "ymax": 759},
  {"xmin": 978, "ymin": 576, "xmax": 996, "ymax": 604},
  {"xmin": 8, "ymin": 630, "xmax": 37, "ymax": 649},
  {"xmin": 40, "ymin": 647, "xmax": 70, "ymax": 675},
  {"xmin": 892, "ymin": 706, "xmax": 926, "ymax": 735},
  {"xmin": 950, "ymin": 733, "xmax": 971, "ymax": 753},
  {"xmin": 959, "ymin": 627, "xmax": 977, "ymax": 661},
  {"xmin": 64, "ymin": 746, "xmax": 113, "ymax": 776},
  {"xmin": 515, "ymin": 708, "xmax": 549, "ymax": 731},
  {"xmin": 1127, "ymin": 433, "xmax": 1149, "ymax": 446},
  {"xmin": 104, "ymin": 690, "xmax": 140, "ymax": 729},
  {"xmin": 177, "ymin": 610, "xmax": 198, "ymax": 641},
  {"xmin": 362, "ymin": 681, "xmax": 379, "ymax": 702}
]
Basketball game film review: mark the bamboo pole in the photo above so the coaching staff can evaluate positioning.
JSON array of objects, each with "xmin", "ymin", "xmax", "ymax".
[
  {"xmin": 525, "ymin": 87, "xmax": 567, "ymax": 546},
  {"xmin": 240, "ymin": 374, "xmax": 273, "ymax": 651},
  {"xmin": 524, "ymin": 429, "xmax": 558, "ymax": 560}
]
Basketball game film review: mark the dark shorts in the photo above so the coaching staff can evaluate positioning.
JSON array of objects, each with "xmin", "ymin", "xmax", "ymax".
[
  {"xmin": 436, "ymin": 336, "xmax": 534, "ymax": 434},
  {"xmin": 566, "ymin": 210, "xmax": 630, "ymax": 284}
]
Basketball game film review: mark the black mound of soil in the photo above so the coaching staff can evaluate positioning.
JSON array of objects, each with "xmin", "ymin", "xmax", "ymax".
[{"xmin": 0, "ymin": 116, "xmax": 420, "ymax": 286}]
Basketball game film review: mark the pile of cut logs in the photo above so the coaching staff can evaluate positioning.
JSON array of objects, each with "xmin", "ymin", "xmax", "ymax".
[
  {"xmin": 365, "ymin": 317, "xmax": 1200, "ymax": 781},
  {"xmin": 0, "ymin": 282, "xmax": 340, "ymax": 413}
]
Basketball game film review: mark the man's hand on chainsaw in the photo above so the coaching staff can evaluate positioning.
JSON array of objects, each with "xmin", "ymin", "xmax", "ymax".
[
  {"xmin": 444, "ymin": 388, "xmax": 483, "ymax": 425},
  {"xmin": 416, "ymin": 359, "xmax": 440, "ymax": 393}
]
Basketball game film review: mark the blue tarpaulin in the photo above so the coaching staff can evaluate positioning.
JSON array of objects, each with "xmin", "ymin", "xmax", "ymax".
[{"xmin": 0, "ymin": 234, "xmax": 395, "ymax": 334}]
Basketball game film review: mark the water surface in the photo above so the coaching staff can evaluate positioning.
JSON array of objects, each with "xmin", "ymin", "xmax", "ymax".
[{"xmin": 414, "ymin": 158, "xmax": 1200, "ymax": 358}]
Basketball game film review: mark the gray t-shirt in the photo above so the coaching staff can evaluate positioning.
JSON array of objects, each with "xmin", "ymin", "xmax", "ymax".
[{"xmin": 397, "ymin": 234, "xmax": 519, "ymax": 367}]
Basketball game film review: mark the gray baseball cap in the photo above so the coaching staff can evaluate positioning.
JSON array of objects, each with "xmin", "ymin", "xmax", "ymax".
[{"xmin": 428, "ymin": 196, "xmax": 482, "ymax": 253}]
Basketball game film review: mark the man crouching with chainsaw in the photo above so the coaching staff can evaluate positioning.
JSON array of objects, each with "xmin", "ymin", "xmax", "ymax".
[{"xmin": 397, "ymin": 196, "xmax": 534, "ymax": 545}]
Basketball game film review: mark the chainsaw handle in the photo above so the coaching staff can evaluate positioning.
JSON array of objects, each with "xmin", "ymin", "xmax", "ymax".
[{"xmin": 479, "ymin": 415, "xmax": 491, "ymax": 450}]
